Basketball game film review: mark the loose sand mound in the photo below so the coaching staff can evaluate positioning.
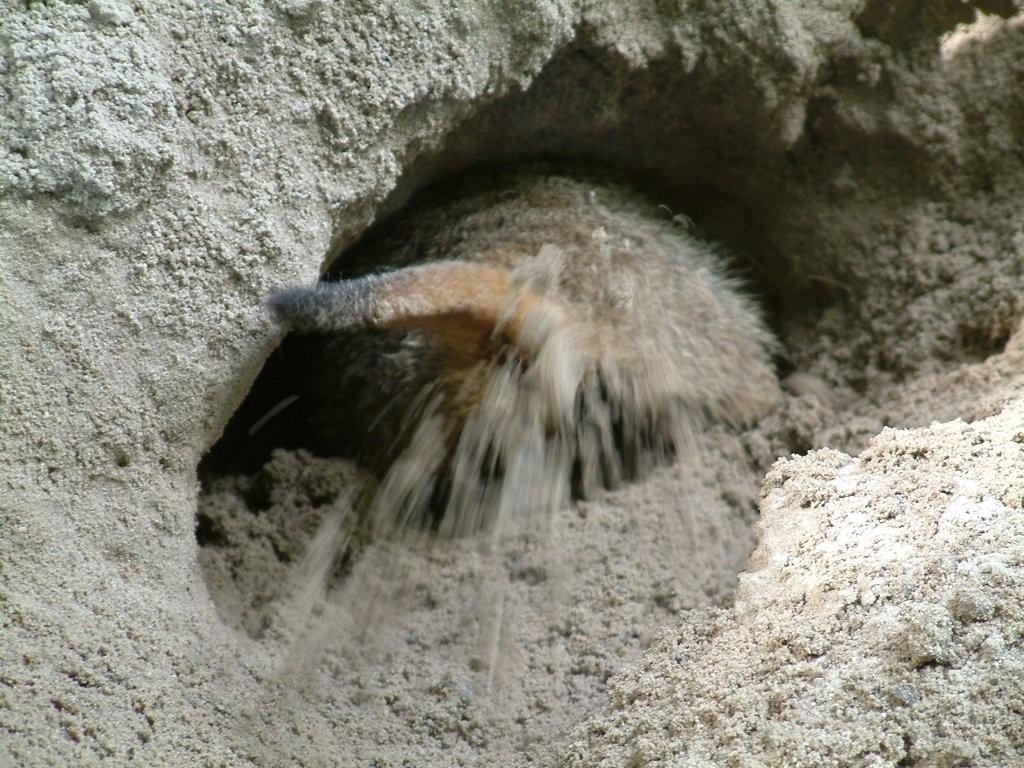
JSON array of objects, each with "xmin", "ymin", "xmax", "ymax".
[
  {"xmin": 2, "ymin": 1, "xmax": 1023, "ymax": 766},
  {"xmin": 564, "ymin": 399, "xmax": 1024, "ymax": 766}
]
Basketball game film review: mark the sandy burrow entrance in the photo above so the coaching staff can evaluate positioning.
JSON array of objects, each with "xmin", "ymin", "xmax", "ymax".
[{"xmin": 3, "ymin": 0, "xmax": 1024, "ymax": 766}]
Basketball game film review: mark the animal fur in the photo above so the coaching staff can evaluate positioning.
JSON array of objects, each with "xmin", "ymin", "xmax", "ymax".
[{"xmin": 261, "ymin": 168, "xmax": 779, "ymax": 538}]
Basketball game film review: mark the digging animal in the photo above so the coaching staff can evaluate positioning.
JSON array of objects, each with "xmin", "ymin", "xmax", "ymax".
[{"xmin": 256, "ymin": 169, "xmax": 779, "ymax": 537}]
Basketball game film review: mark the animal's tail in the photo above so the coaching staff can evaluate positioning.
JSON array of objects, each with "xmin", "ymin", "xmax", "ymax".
[{"xmin": 267, "ymin": 260, "xmax": 564, "ymax": 360}]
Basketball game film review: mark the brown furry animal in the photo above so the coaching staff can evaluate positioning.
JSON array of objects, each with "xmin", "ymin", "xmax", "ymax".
[{"xmin": 263, "ymin": 168, "xmax": 779, "ymax": 538}]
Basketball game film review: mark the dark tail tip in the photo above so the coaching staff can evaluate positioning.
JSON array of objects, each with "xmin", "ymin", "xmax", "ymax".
[{"xmin": 265, "ymin": 287, "xmax": 301, "ymax": 320}]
